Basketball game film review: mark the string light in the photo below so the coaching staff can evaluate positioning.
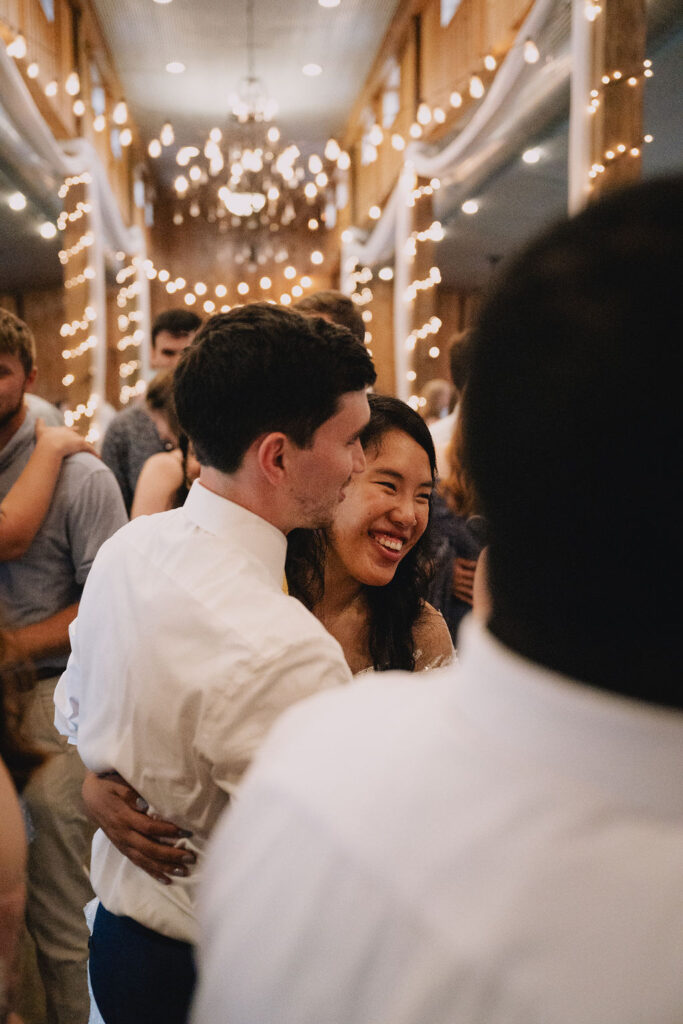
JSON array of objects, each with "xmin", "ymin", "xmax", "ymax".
[
  {"xmin": 6, "ymin": 34, "xmax": 27, "ymax": 59},
  {"xmin": 404, "ymin": 267, "xmax": 441, "ymax": 303},
  {"xmin": 416, "ymin": 103, "xmax": 432, "ymax": 126},
  {"xmin": 65, "ymin": 71, "xmax": 80, "ymax": 96},
  {"xmin": 404, "ymin": 316, "xmax": 442, "ymax": 351},
  {"xmin": 523, "ymin": 39, "xmax": 540, "ymax": 64},
  {"xmin": 113, "ymin": 101, "xmax": 128, "ymax": 125},
  {"xmin": 324, "ymin": 139, "xmax": 340, "ymax": 161}
]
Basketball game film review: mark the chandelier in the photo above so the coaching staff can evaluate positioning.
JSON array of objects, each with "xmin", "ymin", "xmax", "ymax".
[
  {"xmin": 228, "ymin": 0, "xmax": 277, "ymax": 124},
  {"xmin": 149, "ymin": 0, "xmax": 348, "ymax": 243},
  {"xmin": 229, "ymin": 75, "xmax": 278, "ymax": 124}
]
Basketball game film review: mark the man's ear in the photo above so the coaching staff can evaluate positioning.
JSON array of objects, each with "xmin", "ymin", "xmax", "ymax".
[
  {"xmin": 24, "ymin": 367, "xmax": 37, "ymax": 392},
  {"xmin": 256, "ymin": 432, "xmax": 288, "ymax": 485}
]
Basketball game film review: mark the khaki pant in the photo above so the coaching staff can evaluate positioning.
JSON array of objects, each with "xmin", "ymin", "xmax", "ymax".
[{"xmin": 21, "ymin": 678, "xmax": 95, "ymax": 1024}]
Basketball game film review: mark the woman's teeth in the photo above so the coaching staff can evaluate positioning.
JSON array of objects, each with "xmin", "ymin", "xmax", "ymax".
[{"xmin": 374, "ymin": 534, "xmax": 403, "ymax": 551}]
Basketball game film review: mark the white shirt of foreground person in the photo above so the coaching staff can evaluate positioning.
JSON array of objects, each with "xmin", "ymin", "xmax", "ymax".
[
  {"xmin": 54, "ymin": 480, "xmax": 351, "ymax": 943},
  {"xmin": 192, "ymin": 616, "xmax": 683, "ymax": 1024}
]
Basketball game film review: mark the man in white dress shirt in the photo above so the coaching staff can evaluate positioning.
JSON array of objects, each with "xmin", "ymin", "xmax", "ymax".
[
  {"xmin": 54, "ymin": 303, "xmax": 375, "ymax": 1023},
  {"xmin": 191, "ymin": 177, "xmax": 683, "ymax": 1024}
]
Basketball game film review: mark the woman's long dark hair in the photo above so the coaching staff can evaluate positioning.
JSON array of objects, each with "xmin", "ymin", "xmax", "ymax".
[{"xmin": 286, "ymin": 393, "xmax": 437, "ymax": 671}]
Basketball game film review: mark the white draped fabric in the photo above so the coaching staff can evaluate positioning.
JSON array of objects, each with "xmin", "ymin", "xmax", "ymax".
[
  {"xmin": 0, "ymin": 45, "xmax": 148, "ymax": 423},
  {"xmin": 339, "ymin": 0, "xmax": 571, "ymax": 392}
]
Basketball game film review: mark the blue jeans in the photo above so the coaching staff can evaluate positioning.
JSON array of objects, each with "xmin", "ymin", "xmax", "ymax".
[{"xmin": 89, "ymin": 903, "xmax": 196, "ymax": 1024}]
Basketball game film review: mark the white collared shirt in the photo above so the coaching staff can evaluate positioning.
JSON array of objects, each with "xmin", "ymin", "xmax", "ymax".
[
  {"xmin": 54, "ymin": 481, "xmax": 351, "ymax": 942},
  {"xmin": 193, "ymin": 617, "xmax": 683, "ymax": 1024}
]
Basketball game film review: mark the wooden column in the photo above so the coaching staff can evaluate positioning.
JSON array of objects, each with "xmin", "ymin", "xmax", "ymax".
[
  {"xmin": 58, "ymin": 175, "xmax": 96, "ymax": 434},
  {"xmin": 593, "ymin": 0, "xmax": 647, "ymax": 197},
  {"xmin": 395, "ymin": 174, "xmax": 443, "ymax": 408},
  {"xmin": 112, "ymin": 257, "xmax": 145, "ymax": 409},
  {"xmin": 411, "ymin": 179, "xmax": 438, "ymax": 396},
  {"xmin": 368, "ymin": 278, "xmax": 396, "ymax": 397},
  {"xmin": 569, "ymin": 0, "xmax": 647, "ymax": 210}
]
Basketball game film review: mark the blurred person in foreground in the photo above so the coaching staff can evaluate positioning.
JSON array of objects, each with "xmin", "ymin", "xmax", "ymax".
[{"xmin": 191, "ymin": 176, "xmax": 683, "ymax": 1024}]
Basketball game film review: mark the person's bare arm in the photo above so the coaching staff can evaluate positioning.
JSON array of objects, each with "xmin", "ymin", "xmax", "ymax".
[
  {"xmin": 0, "ymin": 420, "xmax": 96, "ymax": 561},
  {"xmin": 1, "ymin": 603, "xmax": 78, "ymax": 666},
  {"xmin": 131, "ymin": 450, "xmax": 184, "ymax": 518},
  {"xmin": 453, "ymin": 556, "xmax": 478, "ymax": 605},
  {"xmin": 82, "ymin": 771, "xmax": 195, "ymax": 885},
  {"xmin": 0, "ymin": 758, "xmax": 27, "ymax": 1024},
  {"xmin": 472, "ymin": 546, "xmax": 490, "ymax": 622}
]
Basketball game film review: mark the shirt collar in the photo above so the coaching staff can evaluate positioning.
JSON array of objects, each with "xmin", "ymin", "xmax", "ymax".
[
  {"xmin": 182, "ymin": 480, "xmax": 287, "ymax": 591},
  {"xmin": 0, "ymin": 405, "xmax": 35, "ymax": 473},
  {"xmin": 456, "ymin": 616, "xmax": 683, "ymax": 817}
]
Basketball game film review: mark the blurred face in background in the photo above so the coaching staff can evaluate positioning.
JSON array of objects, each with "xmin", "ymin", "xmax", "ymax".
[{"xmin": 150, "ymin": 330, "xmax": 197, "ymax": 370}]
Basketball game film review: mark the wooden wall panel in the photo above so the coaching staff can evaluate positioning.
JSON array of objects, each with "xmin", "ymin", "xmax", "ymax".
[
  {"xmin": 343, "ymin": 0, "xmax": 534, "ymax": 216},
  {"xmin": 367, "ymin": 280, "xmax": 395, "ymax": 397},
  {"xmin": 0, "ymin": 0, "xmax": 140, "ymax": 220},
  {"xmin": 0, "ymin": 286, "xmax": 66, "ymax": 403},
  {"xmin": 23, "ymin": 285, "xmax": 67, "ymax": 404},
  {"xmin": 148, "ymin": 193, "xmax": 336, "ymax": 321}
]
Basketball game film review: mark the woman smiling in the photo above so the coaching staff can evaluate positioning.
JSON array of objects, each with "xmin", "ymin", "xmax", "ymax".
[{"xmin": 286, "ymin": 393, "xmax": 453, "ymax": 673}]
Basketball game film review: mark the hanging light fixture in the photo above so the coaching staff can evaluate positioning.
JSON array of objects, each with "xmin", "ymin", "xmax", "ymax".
[{"xmin": 229, "ymin": 0, "xmax": 278, "ymax": 123}]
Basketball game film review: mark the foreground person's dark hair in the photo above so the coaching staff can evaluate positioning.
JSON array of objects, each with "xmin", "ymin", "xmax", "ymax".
[
  {"xmin": 287, "ymin": 394, "xmax": 436, "ymax": 671},
  {"xmin": 463, "ymin": 175, "xmax": 683, "ymax": 707}
]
